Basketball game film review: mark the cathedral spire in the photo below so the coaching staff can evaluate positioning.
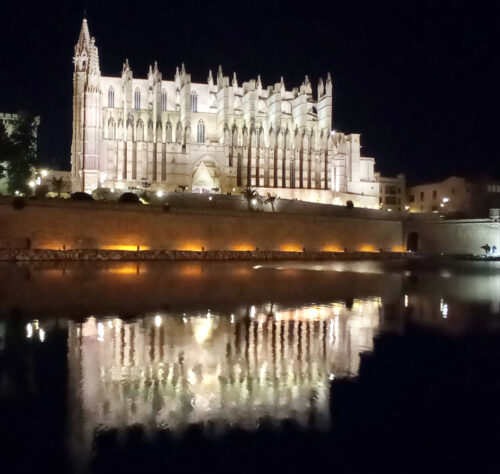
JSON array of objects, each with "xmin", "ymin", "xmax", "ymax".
[
  {"xmin": 257, "ymin": 74, "xmax": 262, "ymax": 90},
  {"xmin": 75, "ymin": 18, "xmax": 90, "ymax": 55},
  {"xmin": 232, "ymin": 72, "xmax": 238, "ymax": 88},
  {"xmin": 208, "ymin": 69, "xmax": 214, "ymax": 85},
  {"xmin": 217, "ymin": 65, "xmax": 224, "ymax": 90},
  {"xmin": 318, "ymin": 77, "xmax": 324, "ymax": 98},
  {"xmin": 326, "ymin": 72, "xmax": 332, "ymax": 95}
]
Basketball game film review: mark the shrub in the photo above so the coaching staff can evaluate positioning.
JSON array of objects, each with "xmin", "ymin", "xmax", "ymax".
[
  {"xmin": 118, "ymin": 192, "xmax": 140, "ymax": 204},
  {"xmin": 346, "ymin": 200, "xmax": 354, "ymax": 209},
  {"xmin": 11, "ymin": 196, "xmax": 27, "ymax": 210},
  {"xmin": 70, "ymin": 192, "xmax": 94, "ymax": 201}
]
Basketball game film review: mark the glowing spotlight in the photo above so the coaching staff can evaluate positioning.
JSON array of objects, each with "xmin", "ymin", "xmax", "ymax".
[
  {"xmin": 26, "ymin": 323, "xmax": 33, "ymax": 338},
  {"xmin": 156, "ymin": 190, "xmax": 164, "ymax": 197},
  {"xmin": 39, "ymin": 328, "xmax": 45, "ymax": 342},
  {"xmin": 40, "ymin": 169, "xmax": 48, "ymax": 177},
  {"xmin": 155, "ymin": 315, "xmax": 162, "ymax": 327}
]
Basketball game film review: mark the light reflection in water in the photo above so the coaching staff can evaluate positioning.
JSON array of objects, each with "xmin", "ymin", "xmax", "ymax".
[{"xmin": 68, "ymin": 299, "xmax": 381, "ymax": 456}]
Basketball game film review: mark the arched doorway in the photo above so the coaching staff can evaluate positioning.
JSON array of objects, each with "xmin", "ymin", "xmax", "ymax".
[
  {"xmin": 191, "ymin": 159, "xmax": 221, "ymax": 194},
  {"xmin": 406, "ymin": 232, "xmax": 418, "ymax": 252}
]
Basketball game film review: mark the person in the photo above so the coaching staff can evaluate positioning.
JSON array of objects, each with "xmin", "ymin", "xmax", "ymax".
[
  {"xmin": 492, "ymin": 245, "xmax": 497, "ymax": 255},
  {"xmin": 481, "ymin": 244, "xmax": 491, "ymax": 255}
]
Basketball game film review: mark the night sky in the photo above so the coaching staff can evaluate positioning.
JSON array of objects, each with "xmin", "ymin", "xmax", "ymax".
[{"xmin": 1, "ymin": 0, "xmax": 499, "ymax": 184}]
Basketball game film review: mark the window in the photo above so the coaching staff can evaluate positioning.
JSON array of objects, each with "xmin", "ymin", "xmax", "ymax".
[
  {"xmin": 385, "ymin": 185, "xmax": 397, "ymax": 195},
  {"xmin": 108, "ymin": 86, "xmax": 114, "ymax": 108},
  {"xmin": 432, "ymin": 190, "xmax": 437, "ymax": 199},
  {"xmin": 197, "ymin": 120, "xmax": 205, "ymax": 143},
  {"xmin": 398, "ymin": 188, "xmax": 401, "ymax": 193},
  {"xmin": 409, "ymin": 194, "xmax": 415, "ymax": 203},
  {"xmin": 385, "ymin": 196, "xmax": 397, "ymax": 205},
  {"xmin": 190, "ymin": 91, "xmax": 198, "ymax": 112},
  {"xmin": 161, "ymin": 89, "xmax": 167, "ymax": 111},
  {"xmin": 134, "ymin": 88, "xmax": 141, "ymax": 110},
  {"xmin": 420, "ymin": 191, "xmax": 425, "ymax": 201}
]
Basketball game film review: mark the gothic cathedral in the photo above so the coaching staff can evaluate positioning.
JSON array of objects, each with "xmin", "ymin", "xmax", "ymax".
[{"xmin": 71, "ymin": 18, "xmax": 379, "ymax": 208}]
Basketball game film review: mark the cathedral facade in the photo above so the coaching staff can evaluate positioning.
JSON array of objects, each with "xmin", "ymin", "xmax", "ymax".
[{"xmin": 71, "ymin": 19, "xmax": 379, "ymax": 207}]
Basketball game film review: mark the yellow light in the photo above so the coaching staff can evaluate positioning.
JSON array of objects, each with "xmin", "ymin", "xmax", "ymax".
[
  {"xmin": 177, "ymin": 242, "xmax": 204, "ymax": 251},
  {"xmin": 322, "ymin": 245, "xmax": 342, "ymax": 252},
  {"xmin": 156, "ymin": 190, "xmax": 163, "ymax": 197},
  {"xmin": 359, "ymin": 245, "xmax": 378, "ymax": 252},
  {"xmin": 107, "ymin": 264, "xmax": 140, "ymax": 275},
  {"xmin": 28, "ymin": 181, "xmax": 35, "ymax": 188},
  {"xmin": 280, "ymin": 244, "xmax": 303, "ymax": 252},
  {"xmin": 233, "ymin": 244, "xmax": 255, "ymax": 251},
  {"xmin": 40, "ymin": 169, "xmax": 48, "ymax": 177},
  {"xmin": 391, "ymin": 245, "xmax": 406, "ymax": 252},
  {"xmin": 101, "ymin": 245, "xmax": 149, "ymax": 251}
]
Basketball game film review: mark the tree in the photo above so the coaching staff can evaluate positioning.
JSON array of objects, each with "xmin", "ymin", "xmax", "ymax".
[
  {"xmin": 0, "ymin": 121, "xmax": 13, "ymax": 181},
  {"xmin": 264, "ymin": 193, "xmax": 277, "ymax": 212},
  {"xmin": 241, "ymin": 187, "xmax": 261, "ymax": 211},
  {"xmin": 5, "ymin": 114, "xmax": 39, "ymax": 194},
  {"xmin": 51, "ymin": 177, "xmax": 64, "ymax": 198}
]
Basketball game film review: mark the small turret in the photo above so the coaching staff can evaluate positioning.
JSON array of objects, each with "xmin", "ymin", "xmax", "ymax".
[
  {"xmin": 326, "ymin": 72, "xmax": 332, "ymax": 95},
  {"xmin": 217, "ymin": 65, "xmax": 224, "ymax": 90},
  {"xmin": 317, "ymin": 77, "xmax": 325, "ymax": 98},
  {"xmin": 208, "ymin": 69, "xmax": 214, "ymax": 85},
  {"xmin": 232, "ymin": 72, "xmax": 238, "ymax": 88},
  {"xmin": 257, "ymin": 74, "xmax": 262, "ymax": 90}
]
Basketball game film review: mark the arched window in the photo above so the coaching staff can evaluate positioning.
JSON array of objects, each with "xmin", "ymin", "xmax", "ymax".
[
  {"xmin": 161, "ymin": 89, "xmax": 167, "ymax": 111},
  {"xmin": 197, "ymin": 120, "xmax": 205, "ymax": 143},
  {"xmin": 190, "ymin": 91, "xmax": 198, "ymax": 112},
  {"xmin": 108, "ymin": 86, "xmax": 114, "ymax": 108},
  {"xmin": 134, "ymin": 88, "xmax": 141, "ymax": 110}
]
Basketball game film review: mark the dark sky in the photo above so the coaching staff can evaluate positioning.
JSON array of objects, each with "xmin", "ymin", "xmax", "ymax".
[{"xmin": 1, "ymin": 0, "xmax": 499, "ymax": 184}]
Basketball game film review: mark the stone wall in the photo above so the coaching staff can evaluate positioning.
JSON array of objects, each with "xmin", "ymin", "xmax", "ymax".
[
  {"xmin": 405, "ymin": 218, "xmax": 500, "ymax": 254},
  {"xmin": 0, "ymin": 197, "xmax": 404, "ymax": 253}
]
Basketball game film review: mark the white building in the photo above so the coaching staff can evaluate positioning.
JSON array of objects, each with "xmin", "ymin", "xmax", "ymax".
[
  {"xmin": 71, "ymin": 19, "xmax": 379, "ymax": 208},
  {"xmin": 375, "ymin": 173, "xmax": 406, "ymax": 212}
]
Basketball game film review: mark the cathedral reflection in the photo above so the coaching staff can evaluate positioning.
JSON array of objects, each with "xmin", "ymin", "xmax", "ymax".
[{"xmin": 67, "ymin": 299, "xmax": 381, "ymax": 450}]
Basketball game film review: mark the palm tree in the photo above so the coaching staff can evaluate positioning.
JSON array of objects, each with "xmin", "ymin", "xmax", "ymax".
[
  {"xmin": 241, "ymin": 187, "xmax": 261, "ymax": 211},
  {"xmin": 51, "ymin": 176, "xmax": 64, "ymax": 198},
  {"xmin": 264, "ymin": 193, "xmax": 277, "ymax": 212}
]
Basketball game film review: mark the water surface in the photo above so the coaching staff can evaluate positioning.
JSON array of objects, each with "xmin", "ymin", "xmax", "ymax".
[{"xmin": 1, "ymin": 260, "xmax": 500, "ymax": 473}]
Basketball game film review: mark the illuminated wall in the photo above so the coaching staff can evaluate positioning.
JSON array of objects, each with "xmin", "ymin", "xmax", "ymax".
[{"xmin": 0, "ymin": 198, "xmax": 403, "ymax": 252}]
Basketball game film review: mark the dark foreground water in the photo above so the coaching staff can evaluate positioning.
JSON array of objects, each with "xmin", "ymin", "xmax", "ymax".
[{"xmin": 1, "ymin": 260, "xmax": 500, "ymax": 473}]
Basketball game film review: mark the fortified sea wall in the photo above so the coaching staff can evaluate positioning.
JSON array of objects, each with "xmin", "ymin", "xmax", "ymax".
[
  {"xmin": 404, "ymin": 218, "xmax": 500, "ymax": 255},
  {"xmin": 0, "ymin": 197, "xmax": 404, "ymax": 253}
]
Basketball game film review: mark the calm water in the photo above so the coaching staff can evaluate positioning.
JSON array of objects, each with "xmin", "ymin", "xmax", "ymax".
[{"xmin": 1, "ymin": 260, "xmax": 500, "ymax": 473}]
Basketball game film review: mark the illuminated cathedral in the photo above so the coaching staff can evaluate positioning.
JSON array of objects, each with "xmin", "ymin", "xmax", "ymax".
[{"xmin": 71, "ymin": 18, "xmax": 379, "ymax": 207}]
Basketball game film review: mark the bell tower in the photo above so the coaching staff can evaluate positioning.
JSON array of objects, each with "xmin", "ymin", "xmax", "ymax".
[{"xmin": 71, "ymin": 18, "xmax": 102, "ymax": 192}]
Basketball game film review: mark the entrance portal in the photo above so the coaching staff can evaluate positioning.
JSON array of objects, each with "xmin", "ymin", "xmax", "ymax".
[
  {"xmin": 406, "ymin": 232, "xmax": 419, "ymax": 252},
  {"xmin": 191, "ymin": 160, "xmax": 221, "ymax": 194}
]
